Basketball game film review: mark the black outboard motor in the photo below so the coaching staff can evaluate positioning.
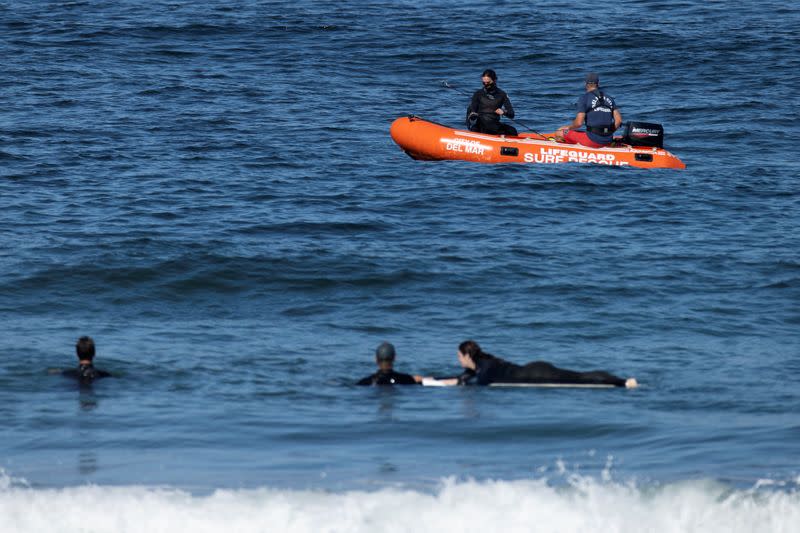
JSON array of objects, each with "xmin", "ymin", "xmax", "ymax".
[{"xmin": 621, "ymin": 121, "xmax": 664, "ymax": 148}]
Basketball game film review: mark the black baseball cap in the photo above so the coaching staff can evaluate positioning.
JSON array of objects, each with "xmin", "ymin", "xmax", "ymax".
[{"xmin": 585, "ymin": 72, "xmax": 600, "ymax": 84}]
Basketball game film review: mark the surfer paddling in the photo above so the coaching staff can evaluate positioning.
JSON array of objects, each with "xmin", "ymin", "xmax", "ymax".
[{"xmin": 423, "ymin": 340, "xmax": 637, "ymax": 388}]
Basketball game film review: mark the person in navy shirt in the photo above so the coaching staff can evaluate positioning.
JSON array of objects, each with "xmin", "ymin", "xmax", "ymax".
[{"xmin": 555, "ymin": 72, "xmax": 622, "ymax": 147}]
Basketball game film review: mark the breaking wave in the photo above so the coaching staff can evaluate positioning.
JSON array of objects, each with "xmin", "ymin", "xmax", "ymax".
[{"xmin": 1, "ymin": 471, "xmax": 798, "ymax": 533}]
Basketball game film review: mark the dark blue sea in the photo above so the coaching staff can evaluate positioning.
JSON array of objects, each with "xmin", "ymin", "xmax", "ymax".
[{"xmin": 2, "ymin": 1, "xmax": 799, "ymax": 531}]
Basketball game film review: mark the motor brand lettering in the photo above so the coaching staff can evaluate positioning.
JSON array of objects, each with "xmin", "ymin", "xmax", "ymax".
[{"xmin": 631, "ymin": 127, "xmax": 660, "ymax": 136}]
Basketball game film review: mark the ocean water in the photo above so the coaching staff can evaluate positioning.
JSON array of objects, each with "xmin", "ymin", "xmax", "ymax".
[{"xmin": 1, "ymin": 1, "xmax": 799, "ymax": 531}]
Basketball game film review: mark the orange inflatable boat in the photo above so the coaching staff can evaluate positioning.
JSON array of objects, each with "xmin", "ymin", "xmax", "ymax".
[{"xmin": 390, "ymin": 116, "xmax": 685, "ymax": 170}]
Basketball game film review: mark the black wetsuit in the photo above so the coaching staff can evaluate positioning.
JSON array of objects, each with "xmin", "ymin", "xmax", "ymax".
[
  {"xmin": 357, "ymin": 370, "xmax": 419, "ymax": 386},
  {"xmin": 459, "ymin": 358, "xmax": 626, "ymax": 387},
  {"xmin": 467, "ymin": 85, "xmax": 517, "ymax": 136},
  {"xmin": 62, "ymin": 364, "xmax": 111, "ymax": 384}
]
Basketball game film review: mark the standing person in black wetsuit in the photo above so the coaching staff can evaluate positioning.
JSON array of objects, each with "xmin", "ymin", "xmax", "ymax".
[
  {"xmin": 357, "ymin": 342, "xmax": 422, "ymax": 386},
  {"xmin": 466, "ymin": 69, "xmax": 518, "ymax": 136},
  {"xmin": 62, "ymin": 336, "xmax": 111, "ymax": 384},
  {"xmin": 427, "ymin": 340, "xmax": 637, "ymax": 387}
]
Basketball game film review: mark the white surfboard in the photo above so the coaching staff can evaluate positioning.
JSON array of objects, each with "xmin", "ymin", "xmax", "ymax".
[
  {"xmin": 421, "ymin": 378, "xmax": 617, "ymax": 388},
  {"xmin": 488, "ymin": 382, "xmax": 616, "ymax": 388}
]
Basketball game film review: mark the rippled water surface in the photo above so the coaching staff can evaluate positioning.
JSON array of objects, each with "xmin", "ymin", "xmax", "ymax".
[{"xmin": 1, "ymin": 2, "xmax": 799, "ymax": 527}]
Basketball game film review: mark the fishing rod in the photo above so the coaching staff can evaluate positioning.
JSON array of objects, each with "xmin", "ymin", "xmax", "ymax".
[{"xmin": 440, "ymin": 80, "xmax": 550, "ymax": 139}]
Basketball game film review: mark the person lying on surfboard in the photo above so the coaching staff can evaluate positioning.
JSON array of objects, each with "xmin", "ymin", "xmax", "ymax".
[
  {"xmin": 554, "ymin": 72, "xmax": 623, "ymax": 148},
  {"xmin": 422, "ymin": 340, "xmax": 637, "ymax": 388},
  {"xmin": 465, "ymin": 69, "xmax": 518, "ymax": 137},
  {"xmin": 356, "ymin": 342, "xmax": 422, "ymax": 386}
]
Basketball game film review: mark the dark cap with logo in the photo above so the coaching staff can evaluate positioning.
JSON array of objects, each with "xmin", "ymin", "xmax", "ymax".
[
  {"xmin": 375, "ymin": 342, "xmax": 396, "ymax": 361},
  {"xmin": 585, "ymin": 72, "xmax": 600, "ymax": 84}
]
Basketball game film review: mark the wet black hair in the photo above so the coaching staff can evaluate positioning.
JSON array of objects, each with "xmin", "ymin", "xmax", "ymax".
[
  {"xmin": 76, "ymin": 336, "xmax": 95, "ymax": 360},
  {"xmin": 458, "ymin": 339, "xmax": 495, "ymax": 365},
  {"xmin": 481, "ymin": 69, "xmax": 497, "ymax": 81}
]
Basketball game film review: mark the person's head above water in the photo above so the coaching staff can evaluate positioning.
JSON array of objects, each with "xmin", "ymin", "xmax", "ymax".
[
  {"xmin": 481, "ymin": 68, "xmax": 497, "ymax": 88},
  {"xmin": 457, "ymin": 340, "xmax": 495, "ymax": 370},
  {"xmin": 63, "ymin": 336, "xmax": 111, "ymax": 382},
  {"xmin": 76, "ymin": 336, "xmax": 95, "ymax": 364},
  {"xmin": 584, "ymin": 72, "xmax": 600, "ymax": 90},
  {"xmin": 375, "ymin": 341, "xmax": 396, "ymax": 371}
]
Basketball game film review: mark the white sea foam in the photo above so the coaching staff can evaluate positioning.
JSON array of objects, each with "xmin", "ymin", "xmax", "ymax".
[{"xmin": 1, "ymin": 472, "xmax": 798, "ymax": 533}]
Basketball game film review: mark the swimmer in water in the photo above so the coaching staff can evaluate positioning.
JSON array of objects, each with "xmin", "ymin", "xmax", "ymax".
[
  {"xmin": 357, "ymin": 342, "xmax": 422, "ymax": 386},
  {"xmin": 427, "ymin": 340, "xmax": 637, "ymax": 387},
  {"xmin": 62, "ymin": 336, "xmax": 111, "ymax": 384}
]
